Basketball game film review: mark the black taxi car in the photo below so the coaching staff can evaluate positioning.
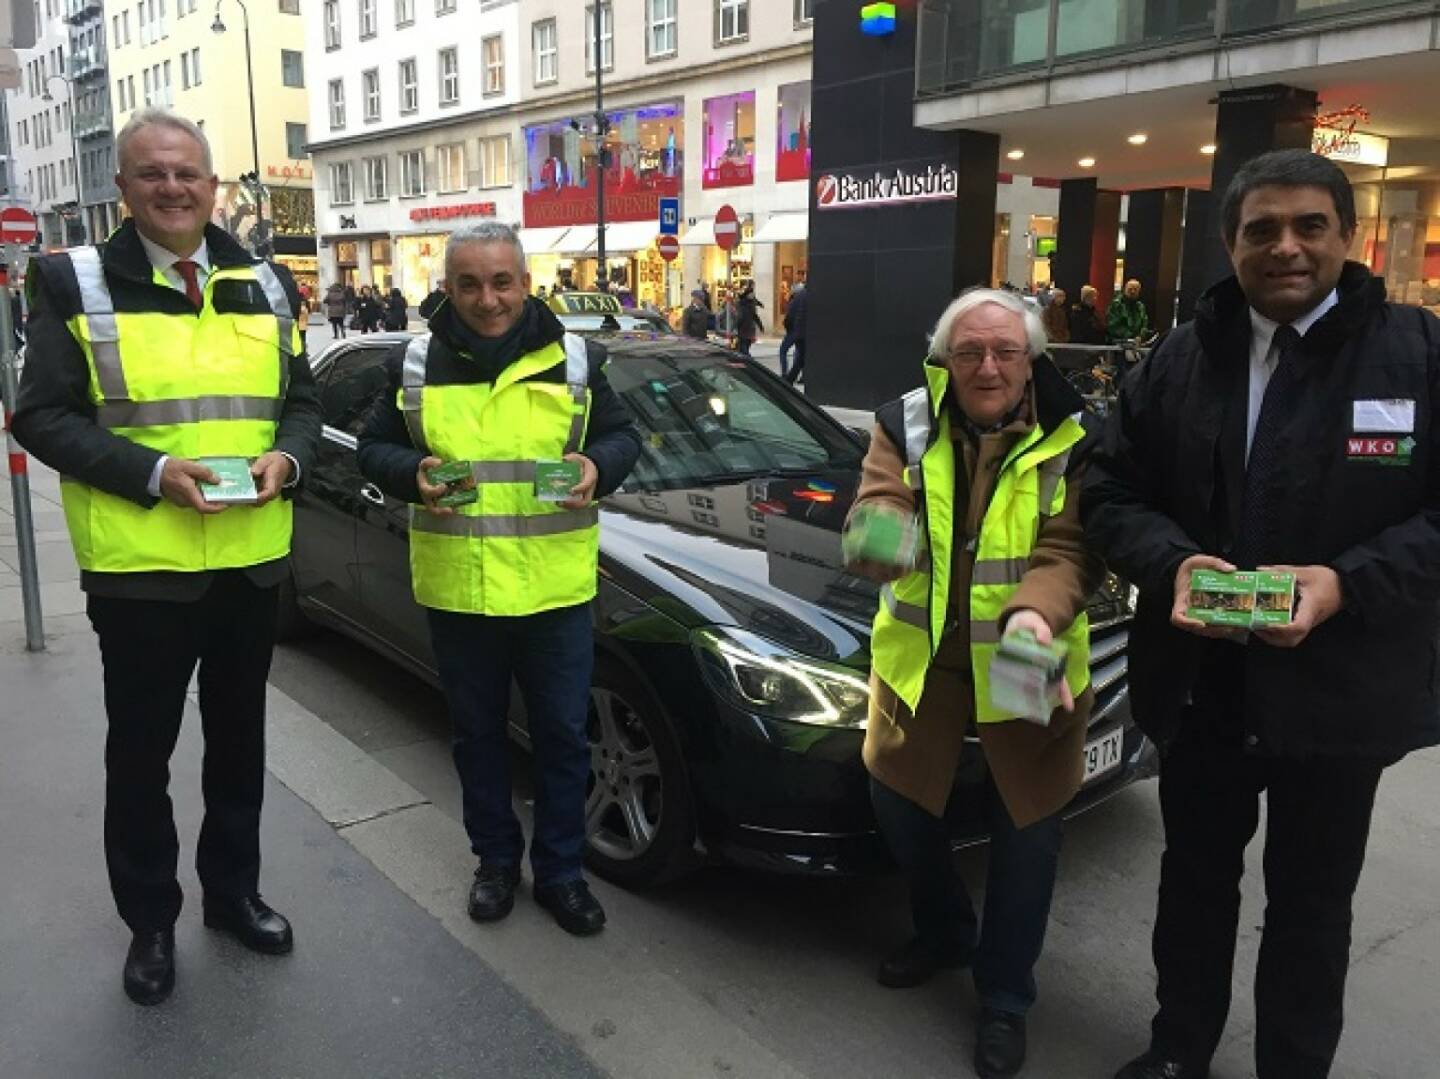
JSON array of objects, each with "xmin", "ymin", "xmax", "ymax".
[{"xmin": 287, "ymin": 329, "xmax": 1155, "ymax": 886}]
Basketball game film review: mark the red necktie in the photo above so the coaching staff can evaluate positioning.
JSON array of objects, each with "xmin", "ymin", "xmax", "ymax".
[{"xmin": 174, "ymin": 259, "xmax": 203, "ymax": 309}]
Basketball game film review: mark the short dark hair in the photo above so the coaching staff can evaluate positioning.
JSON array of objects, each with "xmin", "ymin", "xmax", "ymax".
[{"xmin": 1220, "ymin": 149, "xmax": 1357, "ymax": 247}]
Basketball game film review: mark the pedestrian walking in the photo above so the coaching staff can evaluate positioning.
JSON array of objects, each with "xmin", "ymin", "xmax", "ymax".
[
  {"xmin": 419, "ymin": 281, "xmax": 448, "ymax": 321},
  {"xmin": 1106, "ymin": 278, "xmax": 1152, "ymax": 343},
  {"xmin": 1040, "ymin": 288, "xmax": 1069, "ymax": 344},
  {"xmin": 845, "ymin": 288, "xmax": 1101, "ymax": 1079},
  {"xmin": 384, "ymin": 287, "xmax": 408, "ymax": 331},
  {"xmin": 324, "ymin": 281, "xmax": 347, "ymax": 338},
  {"xmin": 1067, "ymin": 285, "xmax": 1106, "ymax": 345},
  {"xmin": 682, "ymin": 289, "xmax": 709, "ymax": 340},
  {"xmin": 10, "ymin": 107, "xmax": 322, "ymax": 1007},
  {"xmin": 1084, "ymin": 149, "xmax": 1440, "ymax": 1079},
  {"xmin": 356, "ymin": 222, "xmax": 640, "ymax": 938},
  {"xmin": 780, "ymin": 282, "xmax": 808, "ymax": 385},
  {"xmin": 735, "ymin": 281, "xmax": 763, "ymax": 357},
  {"xmin": 357, "ymin": 286, "xmax": 382, "ymax": 333},
  {"xmin": 343, "ymin": 282, "xmax": 357, "ymax": 321},
  {"xmin": 297, "ymin": 292, "xmax": 312, "ymax": 353}
]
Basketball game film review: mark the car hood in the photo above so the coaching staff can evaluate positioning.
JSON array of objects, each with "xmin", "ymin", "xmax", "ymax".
[{"xmin": 599, "ymin": 467, "xmax": 877, "ymax": 669}]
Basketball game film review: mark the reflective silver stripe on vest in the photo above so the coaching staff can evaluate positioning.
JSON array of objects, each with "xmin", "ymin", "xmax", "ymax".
[
  {"xmin": 400, "ymin": 334, "xmax": 430, "ymax": 453},
  {"xmin": 410, "ymin": 505, "xmax": 599, "ymax": 538},
  {"xmin": 251, "ymin": 262, "xmax": 296, "ymax": 360},
  {"xmin": 971, "ymin": 556, "xmax": 1030, "ymax": 587},
  {"xmin": 562, "ymin": 332, "xmax": 589, "ymax": 454},
  {"xmin": 97, "ymin": 395, "xmax": 283, "ymax": 429},
  {"xmin": 67, "ymin": 246, "xmax": 128, "ymax": 401},
  {"xmin": 900, "ymin": 386, "xmax": 930, "ymax": 469},
  {"xmin": 880, "ymin": 584, "xmax": 928, "ymax": 629},
  {"xmin": 1036, "ymin": 449, "xmax": 1072, "ymax": 515},
  {"xmin": 470, "ymin": 460, "xmax": 536, "ymax": 484},
  {"xmin": 969, "ymin": 620, "xmax": 1002, "ymax": 644}
]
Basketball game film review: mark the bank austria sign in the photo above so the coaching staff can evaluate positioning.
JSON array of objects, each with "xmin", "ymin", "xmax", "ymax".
[{"xmin": 815, "ymin": 163, "xmax": 959, "ymax": 210}]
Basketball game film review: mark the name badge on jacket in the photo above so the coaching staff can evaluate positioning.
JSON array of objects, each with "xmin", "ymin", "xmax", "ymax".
[{"xmin": 1347, "ymin": 399, "xmax": 1416, "ymax": 466}]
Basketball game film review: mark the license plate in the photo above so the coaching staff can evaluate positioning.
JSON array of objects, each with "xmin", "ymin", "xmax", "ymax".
[{"xmin": 1082, "ymin": 726, "xmax": 1125, "ymax": 785}]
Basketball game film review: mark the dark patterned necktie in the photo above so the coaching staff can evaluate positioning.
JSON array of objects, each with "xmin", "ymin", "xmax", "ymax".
[{"xmin": 1233, "ymin": 323, "xmax": 1301, "ymax": 569}]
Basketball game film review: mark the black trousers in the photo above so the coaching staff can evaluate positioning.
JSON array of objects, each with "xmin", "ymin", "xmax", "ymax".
[
  {"xmin": 1149, "ymin": 717, "xmax": 1387, "ymax": 1078},
  {"xmin": 87, "ymin": 574, "xmax": 279, "ymax": 932}
]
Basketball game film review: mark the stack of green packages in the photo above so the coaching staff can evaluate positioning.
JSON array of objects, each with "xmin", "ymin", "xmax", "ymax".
[
  {"xmin": 842, "ymin": 503, "xmax": 922, "ymax": 571},
  {"xmin": 426, "ymin": 460, "xmax": 478, "ymax": 508},
  {"xmin": 989, "ymin": 629, "xmax": 1069, "ymax": 725},
  {"xmin": 1187, "ymin": 569, "xmax": 1295, "ymax": 627}
]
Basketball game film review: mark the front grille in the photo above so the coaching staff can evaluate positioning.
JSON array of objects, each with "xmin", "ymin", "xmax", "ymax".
[{"xmin": 1088, "ymin": 618, "xmax": 1130, "ymax": 728}]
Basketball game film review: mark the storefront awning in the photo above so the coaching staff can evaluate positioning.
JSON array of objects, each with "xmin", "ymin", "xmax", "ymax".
[
  {"xmin": 595, "ymin": 220, "xmax": 664, "ymax": 254},
  {"xmin": 555, "ymin": 226, "xmax": 598, "ymax": 254},
  {"xmin": 751, "ymin": 213, "xmax": 809, "ymax": 244},
  {"xmin": 519, "ymin": 226, "xmax": 574, "ymax": 254},
  {"xmin": 679, "ymin": 218, "xmax": 716, "ymax": 247}
]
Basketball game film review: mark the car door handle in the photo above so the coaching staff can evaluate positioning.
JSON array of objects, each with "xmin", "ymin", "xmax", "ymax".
[{"xmin": 360, "ymin": 483, "xmax": 385, "ymax": 506}]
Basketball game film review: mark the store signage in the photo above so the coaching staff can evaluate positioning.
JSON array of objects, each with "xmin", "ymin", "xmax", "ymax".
[
  {"xmin": 1311, "ymin": 128, "xmax": 1388, "ymax": 168},
  {"xmin": 815, "ymin": 163, "xmax": 959, "ymax": 210},
  {"xmin": 338, "ymin": 215, "xmax": 357, "ymax": 230},
  {"xmin": 409, "ymin": 202, "xmax": 498, "ymax": 223},
  {"xmin": 267, "ymin": 164, "xmax": 311, "ymax": 181}
]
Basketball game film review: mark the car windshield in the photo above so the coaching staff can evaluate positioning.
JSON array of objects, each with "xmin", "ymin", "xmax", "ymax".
[{"xmin": 604, "ymin": 350, "xmax": 863, "ymax": 491}]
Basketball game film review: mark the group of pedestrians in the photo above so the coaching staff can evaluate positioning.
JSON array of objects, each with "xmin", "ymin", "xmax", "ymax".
[
  {"xmin": 7, "ymin": 99, "xmax": 1436, "ymax": 1079},
  {"xmin": 320, "ymin": 280, "xmax": 410, "ymax": 338},
  {"xmin": 678, "ymin": 276, "xmax": 809, "ymax": 385},
  {"xmin": 1040, "ymin": 278, "xmax": 1153, "ymax": 347}
]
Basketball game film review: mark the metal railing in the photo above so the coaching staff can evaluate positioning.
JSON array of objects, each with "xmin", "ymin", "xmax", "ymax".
[
  {"xmin": 74, "ymin": 108, "xmax": 111, "ymax": 139},
  {"xmin": 68, "ymin": 45, "xmax": 107, "ymax": 79}
]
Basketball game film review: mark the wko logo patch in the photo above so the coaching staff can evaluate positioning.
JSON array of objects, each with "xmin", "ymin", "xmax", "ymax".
[{"xmin": 1346, "ymin": 435, "xmax": 1416, "ymax": 466}]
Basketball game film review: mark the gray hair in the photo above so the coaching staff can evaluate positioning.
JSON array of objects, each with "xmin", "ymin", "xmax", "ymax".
[
  {"xmin": 928, "ymin": 287, "xmax": 1047, "ymax": 361},
  {"xmin": 116, "ymin": 107, "xmax": 214, "ymax": 175},
  {"xmin": 445, "ymin": 221, "xmax": 527, "ymax": 278}
]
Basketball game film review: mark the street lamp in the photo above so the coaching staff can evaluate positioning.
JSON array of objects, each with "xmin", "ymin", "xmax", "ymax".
[
  {"xmin": 211, "ymin": 0, "xmax": 268, "ymax": 257},
  {"xmin": 41, "ymin": 72, "xmax": 86, "ymax": 245}
]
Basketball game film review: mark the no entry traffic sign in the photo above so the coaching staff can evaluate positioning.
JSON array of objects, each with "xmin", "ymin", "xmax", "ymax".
[
  {"xmin": 656, "ymin": 234, "xmax": 679, "ymax": 262},
  {"xmin": 714, "ymin": 204, "xmax": 740, "ymax": 252},
  {"xmin": 0, "ymin": 207, "xmax": 38, "ymax": 245}
]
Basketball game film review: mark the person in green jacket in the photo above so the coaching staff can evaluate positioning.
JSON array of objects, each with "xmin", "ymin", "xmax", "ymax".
[{"xmin": 1106, "ymin": 279, "xmax": 1152, "ymax": 343}]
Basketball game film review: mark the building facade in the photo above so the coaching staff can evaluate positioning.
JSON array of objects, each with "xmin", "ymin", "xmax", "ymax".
[{"xmin": 66, "ymin": 0, "xmax": 121, "ymax": 242}]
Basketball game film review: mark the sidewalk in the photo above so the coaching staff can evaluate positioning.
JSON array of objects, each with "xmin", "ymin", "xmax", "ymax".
[{"xmin": 0, "ymin": 467, "xmax": 599, "ymax": 1079}]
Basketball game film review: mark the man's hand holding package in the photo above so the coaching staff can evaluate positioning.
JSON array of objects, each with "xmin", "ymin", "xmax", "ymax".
[
  {"xmin": 558, "ymin": 453, "xmax": 598, "ymax": 510},
  {"xmin": 1253, "ymin": 564, "xmax": 1344, "ymax": 648},
  {"xmin": 250, "ymin": 451, "xmax": 293, "ymax": 506},
  {"xmin": 159, "ymin": 456, "xmax": 226, "ymax": 515},
  {"xmin": 1171, "ymin": 553, "xmax": 1249, "ymax": 640},
  {"xmin": 416, "ymin": 455, "xmax": 468, "ymax": 516},
  {"xmin": 1003, "ymin": 607, "xmax": 1075, "ymax": 712}
]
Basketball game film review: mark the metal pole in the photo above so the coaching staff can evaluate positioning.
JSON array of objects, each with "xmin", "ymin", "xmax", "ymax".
[
  {"xmin": 0, "ymin": 282, "xmax": 45, "ymax": 652},
  {"xmin": 68, "ymin": 79, "xmax": 84, "ymax": 245},
  {"xmin": 593, "ymin": 1, "xmax": 606, "ymax": 291},
  {"xmin": 241, "ymin": 1, "xmax": 265, "ymax": 256}
]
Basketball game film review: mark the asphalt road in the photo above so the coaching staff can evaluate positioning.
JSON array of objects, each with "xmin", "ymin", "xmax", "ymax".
[{"xmin": 269, "ymin": 625, "xmax": 1440, "ymax": 1079}]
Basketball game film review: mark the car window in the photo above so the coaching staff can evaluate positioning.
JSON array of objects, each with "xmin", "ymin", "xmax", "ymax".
[
  {"xmin": 319, "ymin": 345, "xmax": 393, "ymax": 436},
  {"xmin": 603, "ymin": 349, "xmax": 861, "ymax": 491}
]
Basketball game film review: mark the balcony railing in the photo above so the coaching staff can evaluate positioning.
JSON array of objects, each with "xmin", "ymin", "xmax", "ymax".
[
  {"xmin": 69, "ymin": 45, "xmax": 107, "ymax": 80},
  {"xmin": 916, "ymin": 0, "xmax": 1425, "ymax": 95},
  {"xmin": 74, "ymin": 108, "xmax": 112, "ymax": 139},
  {"xmin": 63, "ymin": 0, "xmax": 102, "ymax": 23}
]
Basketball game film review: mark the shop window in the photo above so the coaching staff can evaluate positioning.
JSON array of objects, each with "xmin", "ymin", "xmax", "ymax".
[
  {"xmin": 480, "ymin": 135, "xmax": 510, "ymax": 189},
  {"xmin": 702, "ymin": 91, "xmax": 754, "ymax": 189},
  {"xmin": 647, "ymin": 0, "xmax": 676, "ymax": 59},
  {"xmin": 330, "ymin": 160, "xmax": 353, "ymax": 205},
  {"xmin": 364, "ymin": 155, "xmax": 387, "ymax": 200},
  {"xmin": 437, "ymin": 142, "xmax": 466, "ymax": 193},
  {"xmin": 584, "ymin": 4, "xmax": 613, "ymax": 74},
  {"xmin": 482, "ymin": 35, "xmax": 504, "ymax": 97},
  {"xmin": 775, "ymin": 81, "xmax": 811, "ymax": 183},
  {"xmin": 532, "ymin": 19, "xmax": 557, "ymax": 85},
  {"xmin": 400, "ymin": 149, "xmax": 425, "ymax": 197},
  {"xmin": 438, "ymin": 47, "xmax": 458, "ymax": 105},
  {"xmin": 362, "ymin": 68, "xmax": 380, "ymax": 122},
  {"xmin": 398, "ymin": 58, "xmax": 417, "ymax": 114},
  {"xmin": 715, "ymin": 0, "xmax": 747, "ymax": 44}
]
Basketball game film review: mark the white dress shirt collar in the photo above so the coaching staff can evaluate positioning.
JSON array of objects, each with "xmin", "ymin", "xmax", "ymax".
[
  {"xmin": 1248, "ymin": 288, "xmax": 1340, "ymax": 355},
  {"xmin": 136, "ymin": 231, "xmax": 210, "ymax": 277}
]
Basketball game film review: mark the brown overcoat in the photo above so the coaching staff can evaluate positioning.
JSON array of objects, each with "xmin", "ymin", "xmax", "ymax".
[{"xmin": 853, "ymin": 379, "xmax": 1103, "ymax": 828}]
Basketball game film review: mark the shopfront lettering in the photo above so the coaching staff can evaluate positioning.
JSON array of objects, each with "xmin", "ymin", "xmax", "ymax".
[
  {"xmin": 814, "ymin": 164, "xmax": 959, "ymax": 210},
  {"xmin": 408, "ymin": 202, "xmax": 499, "ymax": 223},
  {"xmin": 267, "ymin": 164, "xmax": 312, "ymax": 180},
  {"xmin": 524, "ymin": 191, "xmax": 669, "ymax": 228}
]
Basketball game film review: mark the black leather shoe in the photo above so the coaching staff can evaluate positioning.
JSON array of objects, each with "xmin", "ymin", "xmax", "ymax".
[
  {"xmin": 123, "ymin": 929, "xmax": 175, "ymax": 1006},
  {"xmin": 203, "ymin": 894, "xmax": 294, "ymax": 955},
  {"xmin": 1114, "ymin": 1051, "xmax": 1210, "ymax": 1079},
  {"xmin": 534, "ymin": 879, "xmax": 606, "ymax": 936},
  {"xmin": 974, "ymin": 1007, "xmax": 1027, "ymax": 1079},
  {"xmin": 468, "ymin": 864, "xmax": 522, "ymax": 922},
  {"xmin": 876, "ymin": 937, "xmax": 972, "ymax": 988}
]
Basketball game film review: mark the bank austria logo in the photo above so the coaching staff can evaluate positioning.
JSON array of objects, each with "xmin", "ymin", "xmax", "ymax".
[{"xmin": 815, "ymin": 163, "xmax": 959, "ymax": 210}]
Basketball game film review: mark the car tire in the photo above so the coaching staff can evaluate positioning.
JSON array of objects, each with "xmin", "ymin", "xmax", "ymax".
[
  {"xmin": 584, "ymin": 659, "xmax": 695, "ymax": 888},
  {"xmin": 275, "ymin": 571, "xmax": 316, "ymax": 643}
]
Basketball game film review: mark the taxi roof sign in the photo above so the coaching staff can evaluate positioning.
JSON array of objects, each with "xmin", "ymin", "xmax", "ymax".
[{"xmin": 548, "ymin": 291, "xmax": 622, "ymax": 315}]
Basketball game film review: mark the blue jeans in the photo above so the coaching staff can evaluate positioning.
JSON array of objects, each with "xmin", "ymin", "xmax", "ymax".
[
  {"xmin": 427, "ymin": 603, "xmax": 594, "ymax": 886},
  {"xmin": 871, "ymin": 775, "xmax": 1063, "ymax": 1015}
]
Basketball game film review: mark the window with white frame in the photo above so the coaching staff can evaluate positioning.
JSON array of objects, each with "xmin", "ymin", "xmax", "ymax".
[
  {"xmin": 647, "ymin": 0, "xmax": 676, "ymax": 58},
  {"xmin": 482, "ymin": 35, "xmax": 503, "ymax": 96},
  {"xmin": 362, "ymin": 69, "xmax": 379, "ymax": 120},
  {"xmin": 398, "ymin": 58, "xmax": 417, "ymax": 113},
  {"xmin": 330, "ymin": 162, "xmax": 353, "ymax": 204},
  {"xmin": 716, "ymin": 0, "xmax": 747, "ymax": 43},
  {"xmin": 189, "ymin": 47, "xmax": 201, "ymax": 85},
  {"xmin": 531, "ymin": 19, "xmax": 556, "ymax": 85},
  {"xmin": 180, "ymin": 50, "xmax": 191, "ymax": 88},
  {"xmin": 358, "ymin": 0, "xmax": 375, "ymax": 38},
  {"xmin": 585, "ymin": 4, "xmax": 612, "ymax": 73},
  {"xmin": 479, "ymin": 134, "xmax": 510, "ymax": 188},
  {"xmin": 436, "ymin": 142, "xmax": 466, "ymax": 192},
  {"xmin": 399, "ymin": 149, "xmax": 425, "ymax": 196},
  {"xmin": 142, "ymin": 67, "xmax": 152, "ymax": 105},
  {"xmin": 437, "ymin": 47, "xmax": 458, "ymax": 104},
  {"xmin": 279, "ymin": 0, "xmax": 299, "ymax": 13},
  {"xmin": 162, "ymin": 60, "xmax": 171, "ymax": 104},
  {"xmin": 394, "ymin": 0, "xmax": 412, "ymax": 25},
  {"xmin": 323, "ymin": 0, "xmax": 340, "ymax": 48},
  {"xmin": 363, "ymin": 155, "xmax": 387, "ymax": 199},
  {"xmin": 328, "ymin": 78, "xmax": 345, "ymax": 129},
  {"xmin": 794, "ymin": 0, "xmax": 812, "ymax": 24},
  {"xmin": 434, "ymin": 0, "xmax": 453, "ymax": 14}
]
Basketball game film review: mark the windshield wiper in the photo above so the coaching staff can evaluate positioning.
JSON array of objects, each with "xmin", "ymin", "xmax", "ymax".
[{"xmin": 689, "ymin": 463, "xmax": 850, "ymax": 486}]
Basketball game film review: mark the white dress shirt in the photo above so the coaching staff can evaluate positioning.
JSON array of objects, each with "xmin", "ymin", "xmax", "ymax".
[{"xmin": 1245, "ymin": 289, "xmax": 1339, "ymax": 461}]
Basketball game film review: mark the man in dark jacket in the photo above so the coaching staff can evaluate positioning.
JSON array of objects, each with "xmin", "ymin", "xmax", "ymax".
[
  {"xmin": 681, "ymin": 289, "xmax": 709, "ymax": 339},
  {"xmin": 418, "ymin": 282, "xmax": 447, "ymax": 321},
  {"xmin": 1084, "ymin": 149, "xmax": 1440, "ymax": 1079},
  {"xmin": 357, "ymin": 222, "xmax": 640, "ymax": 938},
  {"xmin": 779, "ymin": 282, "xmax": 808, "ymax": 385}
]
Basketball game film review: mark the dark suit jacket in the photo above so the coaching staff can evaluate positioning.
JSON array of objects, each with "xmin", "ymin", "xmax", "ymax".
[{"xmin": 11, "ymin": 221, "xmax": 323, "ymax": 601}]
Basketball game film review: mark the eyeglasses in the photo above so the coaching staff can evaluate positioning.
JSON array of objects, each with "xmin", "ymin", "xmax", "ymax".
[{"xmin": 946, "ymin": 345, "xmax": 1029, "ymax": 366}]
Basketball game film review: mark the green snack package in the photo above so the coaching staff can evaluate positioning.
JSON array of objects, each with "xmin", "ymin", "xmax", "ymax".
[
  {"xmin": 426, "ymin": 460, "xmax": 473, "ymax": 486},
  {"xmin": 1251, "ymin": 571, "xmax": 1296, "ymax": 626},
  {"xmin": 535, "ymin": 459, "xmax": 582, "ymax": 502},
  {"xmin": 989, "ymin": 629, "xmax": 1069, "ymax": 724},
  {"xmin": 197, "ymin": 456, "xmax": 259, "ymax": 504},
  {"xmin": 436, "ymin": 487, "xmax": 479, "ymax": 508},
  {"xmin": 842, "ymin": 504, "xmax": 921, "ymax": 570},
  {"xmin": 1186, "ymin": 569, "xmax": 1257, "ymax": 627}
]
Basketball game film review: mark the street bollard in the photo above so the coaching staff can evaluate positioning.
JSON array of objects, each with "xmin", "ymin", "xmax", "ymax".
[{"xmin": 0, "ymin": 293, "xmax": 45, "ymax": 652}]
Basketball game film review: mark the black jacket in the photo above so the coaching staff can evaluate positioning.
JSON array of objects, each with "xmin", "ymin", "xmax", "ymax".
[
  {"xmin": 418, "ymin": 289, "xmax": 447, "ymax": 321},
  {"xmin": 11, "ymin": 220, "xmax": 322, "ymax": 600},
  {"xmin": 1068, "ymin": 302, "xmax": 1105, "ymax": 346},
  {"xmin": 783, "ymin": 288, "xmax": 808, "ymax": 338},
  {"xmin": 1082, "ymin": 263, "xmax": 1440, "ymax": 758},
  {"xmin": 356, "ymin": 298, "xmax": 641, "ymax": 506}
]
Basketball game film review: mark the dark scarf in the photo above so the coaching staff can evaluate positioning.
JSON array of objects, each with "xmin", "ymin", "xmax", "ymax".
[{"xmin": 441, "ymin": 301, "xmax": 537, "ymax": 382}]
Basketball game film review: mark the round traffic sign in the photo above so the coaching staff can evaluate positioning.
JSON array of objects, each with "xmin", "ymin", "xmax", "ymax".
[
  {"xmin": 714, "ymin": 204, "xmax": 740, "ymax": 252},
  {"xmin": 656, "ymin": 234, "xmax": 679, "ymax": 262},
  {"xmin": 0, "ymin": 207, "xmax": 38, "ymax": 245}
]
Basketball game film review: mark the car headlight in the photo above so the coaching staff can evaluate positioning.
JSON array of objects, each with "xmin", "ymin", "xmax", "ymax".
[{"xmin": 691, "ymin": 625, "xmax": 870, "ymax": 728}]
